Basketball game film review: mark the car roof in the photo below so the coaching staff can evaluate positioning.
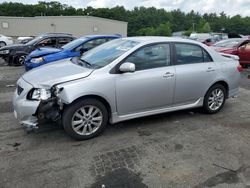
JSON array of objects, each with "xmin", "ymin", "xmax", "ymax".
[
  {"xmin": 84, "ymin": 35, "xmax": 121, "ymax": 38},
  {"xmin": 122, "ymin": 36, "xmax": 202, "ymax": 45},
  {"xmin": 41, "ymin": 33, "xmax": 76, "ymax": 38}
]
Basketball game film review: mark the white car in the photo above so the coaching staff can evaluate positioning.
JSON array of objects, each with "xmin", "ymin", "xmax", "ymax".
[
  {"xmin": 0, "ymin": 34, "xmax": 14, "ymax": 47},
  {"xmin": 17, "ymin": 36, "xmax": 33, "ymax": 44}
]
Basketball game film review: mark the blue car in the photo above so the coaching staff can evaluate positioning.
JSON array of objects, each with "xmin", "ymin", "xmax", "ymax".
[{"xmin": 24, "ymin": 35, "xmax": 121, "ymax": 71}]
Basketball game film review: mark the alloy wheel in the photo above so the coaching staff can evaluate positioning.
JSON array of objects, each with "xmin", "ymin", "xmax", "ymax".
[
  {"xmin": 71, "ymin": 105, "xmax": 103, "ymax": 136},
  {"xmin": 18, "ymin": 55, "xmax": 26, "ymax": 65},
  {"xmin": 208, "ymin": 88, "xmax": 224, "ymax": 111}
]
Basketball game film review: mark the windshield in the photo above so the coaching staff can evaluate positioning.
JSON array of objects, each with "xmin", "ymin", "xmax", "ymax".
[
  {"xmin": 79, "ymin": 39, "xmax": 140, "ymax": 68},
  {"xmin": 25, "ymin": 35, "xmax": 45, "ymax": 45},
  {"xmin": 61, "ymin": 37, "xmax": 87, "ymax": 50},
  {"xmin": 213, "ymin": 39, "xmax": 243, "ymax": 48}
]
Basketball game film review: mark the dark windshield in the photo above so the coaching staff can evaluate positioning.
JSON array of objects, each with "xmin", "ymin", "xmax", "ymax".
[
  {"xmin": 61, "ymin": 37, "xmax": 87, "ymax": 50},
  {"xmin": 213, "ymin": 39, "xmax": 243, "ymax": 48},
  {"xmin": 79, "ymin": 39, "xmax": 140, "ymax": 68}
]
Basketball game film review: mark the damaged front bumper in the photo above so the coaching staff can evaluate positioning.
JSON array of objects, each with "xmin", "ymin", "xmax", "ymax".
[{"xmin": 13, "ymin": 78, "xmax": 62, "ymax": 131}]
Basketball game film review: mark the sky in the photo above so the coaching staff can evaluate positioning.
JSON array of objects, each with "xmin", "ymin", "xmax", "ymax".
[{"xmin": 1, "ymin": 0, "xmax": 250, "ymax": 17}]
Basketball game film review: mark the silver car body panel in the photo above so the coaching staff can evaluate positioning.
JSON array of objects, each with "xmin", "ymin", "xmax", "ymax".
[{"xmin": 13, "ymin": 37, "xmax": 241, "ymax": 126}]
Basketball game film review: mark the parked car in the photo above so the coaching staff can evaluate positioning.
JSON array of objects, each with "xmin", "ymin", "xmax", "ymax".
[
  {"xmin": 213, "ymin": 38, "xmax": 250, "ymax": 68},
  {"xmin": 17, "ymin": 36, "xmax": 34, "ymax": 44},
  {"xmin": 24, "ymin": 35, "xmax": 121, "ymax": 71},
  {"xmin": 198, "ymin": 38, "xmax": 216, "ymax": 46},
  {"xmin": 0, "ymin": 34, "xmax": 14, "ymax": 47},
  {"xmin": 13, "ymin": 37, "xmax": 241, "ymax": 140},
  {"xmin": 0, "ymin": 33, "xmax": 76, "ymax": 66}
]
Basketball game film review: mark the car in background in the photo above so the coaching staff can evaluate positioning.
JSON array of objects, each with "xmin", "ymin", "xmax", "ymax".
[
  {"xmin": 213, "ymin": 38, "xmax": 250, "ymax": 68},
  {"xmin": 198, "ymin": 38, "xmax": 217, "ymax": 46},
  {"xmin": 13, "ymin": 37, "xmax": 241, "ymax": 140},
  {"xmin": 17, "ymin": 36, "xmax": 34, "ymax": 44},
  {"xmin": 0, "ymin": 33, "xmax": 76, "ymax": 66},
  {"xmin": 0, "ymin": 34, "xmax": 14, "ymax": 47},
  {"xmin": 24, "ymin": 35, "xmax": 121, "ymax": 71}
]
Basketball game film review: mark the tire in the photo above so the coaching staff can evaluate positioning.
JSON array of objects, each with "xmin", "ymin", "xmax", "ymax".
[
  {"xmin": 203, "ymin": 84, "xmax": 226, "ymax": 114},
  {"xmin": 62, "ymin": 98, "xmax": 108, "ymax": 140},
  {"xmin": 0, "ymin": 41, "xmax": 6, "ymax": 48},
  {"xmin": 15, "ymin": 55, "xmax": 26, "ymax": 66}
]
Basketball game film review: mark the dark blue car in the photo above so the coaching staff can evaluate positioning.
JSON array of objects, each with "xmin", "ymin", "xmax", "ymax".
[{"xmin": 24, "ymin": 35, "xmax": 121, "ymax": 71}]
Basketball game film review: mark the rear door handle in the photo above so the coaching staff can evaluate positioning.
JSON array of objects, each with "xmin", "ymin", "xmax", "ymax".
[
  {"xmin": 163, "ymin": 72, "xmax": 175, "ymax": 78},
  {"xmin": 206, "ymin": 67, "xmax": 215, "ymax": 72}
]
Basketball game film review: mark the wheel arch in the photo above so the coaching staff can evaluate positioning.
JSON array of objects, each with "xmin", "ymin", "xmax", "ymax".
[
  {"xmin": 67, "ymin": 94, "xmax": 112, "ymax": 118},
  {"xmin": 207, "ymin": 80, "xmax": 229, "ymax": 98}
]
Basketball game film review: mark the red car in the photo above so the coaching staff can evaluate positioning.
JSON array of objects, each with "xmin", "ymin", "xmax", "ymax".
[{"xmin": 213, "ymin": 38, "xmax": 250, "ymax": 68}]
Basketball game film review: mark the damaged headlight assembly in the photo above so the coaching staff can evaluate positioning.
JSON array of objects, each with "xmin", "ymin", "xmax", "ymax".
[{"xmin": 28, "ymin": 88, "xmax": 52, "ymax": 100}]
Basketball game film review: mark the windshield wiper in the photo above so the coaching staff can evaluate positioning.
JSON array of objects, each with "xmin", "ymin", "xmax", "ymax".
[{"xmin": 78, "ymin": 58, "xmax": 93, "ymax": 67}]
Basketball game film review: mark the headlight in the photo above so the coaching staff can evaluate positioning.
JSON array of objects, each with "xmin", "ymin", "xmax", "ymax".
[
  {"xmin": 30, "ymin": 88, "xmax": 51, "ymax": 100},
  {"xmin": 30, "ymin": 57, "xmax": 44, "ymax": 64},
  {"xmin": 0, "ymin": 50, "xmax": 10, "ymax": 54}
]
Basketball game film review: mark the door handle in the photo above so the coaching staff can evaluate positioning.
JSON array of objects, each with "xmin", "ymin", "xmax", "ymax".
[
  {"xmin": 206, "ymin": 67, "xmax": 215, "ymax": 72},
  {"xmin": 163, "ymin": 72, "xmax": 175, "ymax": 78}
]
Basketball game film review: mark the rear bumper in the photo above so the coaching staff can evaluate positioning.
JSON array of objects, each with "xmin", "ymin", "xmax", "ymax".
[{"xmin": 228, "ymin": 87, "xmax": 240, "ymax": 98}]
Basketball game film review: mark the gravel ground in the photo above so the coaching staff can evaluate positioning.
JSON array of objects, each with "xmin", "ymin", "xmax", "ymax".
[{"xmin": 0, "ymin": 60, "xmax": 250, "ymax": 188}]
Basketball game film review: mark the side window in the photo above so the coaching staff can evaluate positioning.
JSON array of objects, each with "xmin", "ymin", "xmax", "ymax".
[
  {"xmin": 125, "ymin": 43, "xmax": 171, "ymax": 71},
  {"xmin": 37, "ymin": 38, "xmax": 57, "ymax": 48},
  {"xmin": 58, "ymin": 37, "xmax": 73, "ymax": 46},
  {"xmin": 175, "ymin": 43, "xmax": 212, "ymax": 65},
  {"xmin": 203, "ymin": 49, "xmax": 213, "ymax": 62},
  {"xmin": 240, "ymin": 42, "xmax": 250, "ymax": 50}
]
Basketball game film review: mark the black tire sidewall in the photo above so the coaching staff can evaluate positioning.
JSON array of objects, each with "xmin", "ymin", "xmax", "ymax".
[
  {"xmin": 13, "ymin": 55, "xmax": 26, "ymax": 66},
  {"xmin": 203, "ymin": 84, "xmax": 226, "ymax": 114},
  {"xmin": 62, "ymin": 98, "xmax": 108, "ymax": 140}
]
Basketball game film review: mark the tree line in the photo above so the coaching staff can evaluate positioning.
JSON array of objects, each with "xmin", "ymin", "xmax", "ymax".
[{"xmin": 0, "ymin": 1, "xmax": 250, "ymax": 36}]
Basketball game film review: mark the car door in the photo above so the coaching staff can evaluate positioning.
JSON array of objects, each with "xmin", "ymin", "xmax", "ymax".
[
  {"xmin": 238, "ymin": 41, "xmax": 250, "ymax": 65},
  {"xmin": 173, "ymin": 43, "xmax": 216, "ymax": 105},
  {"xmin": 115, "ymin": 43, "xmax": 176, "ymax": 116}
]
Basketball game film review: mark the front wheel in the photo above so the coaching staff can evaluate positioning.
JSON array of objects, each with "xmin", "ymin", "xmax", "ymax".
[
  {"xmin": 62, "ymin": 98, "xmax": 108, "ymax": 140},
  {"xmin": 203, "ymin": 84, "xmax": 226, "ymax": 114},
  {"xmin": 15, "ymin": 55, "xmax": 26, "ymax": 66}
]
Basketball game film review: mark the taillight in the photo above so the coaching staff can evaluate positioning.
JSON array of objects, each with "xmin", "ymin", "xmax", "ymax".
[{"xmin": 237, "ymin": 65, "xmax": 243, "ymax": 72}]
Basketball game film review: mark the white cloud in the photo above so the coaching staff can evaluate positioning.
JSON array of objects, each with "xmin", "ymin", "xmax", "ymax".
[{"xmin": 1, "ymin": 0, "xmax": 250, "ymax": 16}]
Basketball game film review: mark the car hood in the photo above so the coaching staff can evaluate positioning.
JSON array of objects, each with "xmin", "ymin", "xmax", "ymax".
[
  {"xmin": 0, "ymin": 43, "xmax": 26, "ymax": 50},
  {"xmin": 29, "ymin": 47, "xmax": 62, "ymax": 58},
  {"xmin": 22, "ymin": 59, "xmax": 94, "ymax": 88}
]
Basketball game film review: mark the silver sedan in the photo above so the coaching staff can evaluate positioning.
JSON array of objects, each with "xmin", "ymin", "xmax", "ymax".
[{"xmin": 13, "ymin": 37, "xmax": 242, "ymax": 140}]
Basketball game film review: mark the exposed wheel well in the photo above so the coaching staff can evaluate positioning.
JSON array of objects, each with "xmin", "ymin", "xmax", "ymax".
[
  {"xmin": 70, "ymin": 95, "xmax": 112, "ymax": 117},
  {"xmin": 0, "ymin": 41, "xmax": 6, "ymax": 45},
  {"xmin": 210, "ymin": 81, "xmax": 229, "ymax": 98}
]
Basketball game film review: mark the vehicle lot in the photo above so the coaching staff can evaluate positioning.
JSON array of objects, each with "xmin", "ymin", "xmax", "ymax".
[{"xmin": 0, "ymin": 60, "xmax": 250, "ymax": 188}]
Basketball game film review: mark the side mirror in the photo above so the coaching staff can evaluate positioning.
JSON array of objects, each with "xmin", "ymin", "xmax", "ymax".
[{"xmin": 119, "ymin": 62, "xmax": 135, "ymax": 73}]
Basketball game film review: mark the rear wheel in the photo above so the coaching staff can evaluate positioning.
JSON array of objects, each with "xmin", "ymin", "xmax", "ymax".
[
  {"xmin": 62, "ymin": 98, "xmax": 108, "ymax": 140},
  {"xmin": 203, "ymin": 84, "xmax": 226, "ymax": 114}
]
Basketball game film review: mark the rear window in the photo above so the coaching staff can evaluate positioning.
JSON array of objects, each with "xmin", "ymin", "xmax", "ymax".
[{"xmin": 175, "ymin": 43, "xmax": 213, "ymax": 65}]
